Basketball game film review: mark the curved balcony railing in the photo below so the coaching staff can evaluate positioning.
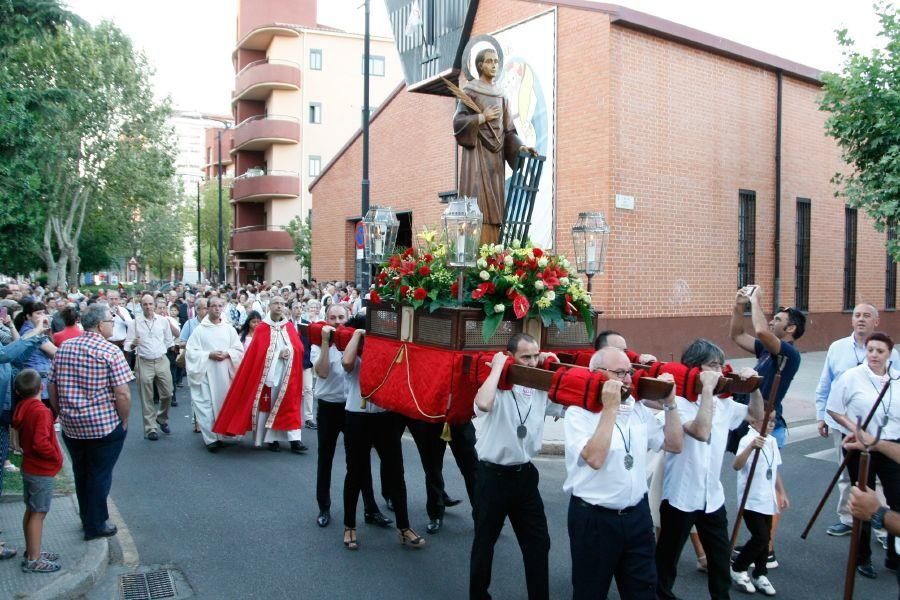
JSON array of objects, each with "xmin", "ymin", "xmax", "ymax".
[
  {"xmin": 231, "ymin": 225, "xmax": 294, "ymax": 253},
  {"xmin": 231, "ymin": 114, "xmax": 300, "ymax": 153},
  {"xmin": 231, "ymin": 169, "xmax": 300, "ymax": 202},
  {"xmin": 233, "ymin": 58, "xmax": 302, "ymax": 103}
]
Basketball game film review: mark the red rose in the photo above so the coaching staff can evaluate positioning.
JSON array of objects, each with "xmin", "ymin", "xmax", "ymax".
[
  {"xmin": 450, "ymin": 281, "xmax": 459, "ymax": 297},
  {"xmin": 370, "ymin": 290, "xmax": 381, "ymax": 304},
  {"xmin": 532, "ymin": 248, "xmax": 543, "ymax": 258},
  {"xmin": 389, "ymin": 255, "xmax": 401, "ymax": 268},
  {"xmin": 515, "ymin": 269, "xmax": 525, "ymax": 277},
  {"xmin": 418, "ymin": 265, "xmax": 431, "ymax": 276},
  {"xmin": 399, "ymin": 285, "xmax": 410, "ymax": 296},
  {"xmin": 424, "ymin": 253, "xmax": 434, "ymax": 262},
  {"xmin": 403, "ymin": 247, "xmax": 414, "ymax": 258},
  {"xmin": 413, "ymin": 287, "xmax": 427, "ymax": 301}
]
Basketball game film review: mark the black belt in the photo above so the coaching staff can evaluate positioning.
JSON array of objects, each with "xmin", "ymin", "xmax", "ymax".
[
  {"xmin": 479, "ymin": 460, "xmax": 530, "ymax": 473},
  {"xmin": 574, "ymin": 495, "xmax": 645, "ymax": 515}
]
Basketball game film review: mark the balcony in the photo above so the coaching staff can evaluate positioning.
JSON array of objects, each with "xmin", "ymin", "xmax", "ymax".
[
  {"xmin": 231, "ymin": 225, "xmax": 294, "ymax": 253},
  {"xmin": 231, "ymin": 170, "xmax": 300, "ymax": 203},
  {"xmin": 234, "ymin": 25, "xmax": 299, "ymax": 54},
  {"xmin": 231, "ymin": 115, "xmax": 300, "ymax": 153},
  {"xmin": 233, "ymin": 59, "xmax": 301, "ymax": 103}
]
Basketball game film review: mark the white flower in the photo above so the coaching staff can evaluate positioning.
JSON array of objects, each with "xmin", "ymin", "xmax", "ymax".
[
  {"xmin": 494, "ymin": 303, "xmax": 506, "ymax": 313},
  {"xmin": 545, "ymin": 290, "xmax": 556, "ymax": 301},
  {"xmin": 561, "ymin": 258, "xmax": 571, "ymax": 269},
  {"xmin": 534, "ymin": 280, "xmax": 545, "ymax": 291},
  {"xmin": 559, "ymin": 277, "xmax": 569, "ymax": 285},
  {"xmin": 527, "ymin": 252, "xmax": 535, "ymax": 261},
  {"xmin": 511, "ymin": 239, "xmax": 521, "ymax": 249},
  {"xmin": 480, "ymin": 270, "xmax": 490, "ymax": 280},
  {"xmin": 538, "ymin": 257, "xmax": 549, "ymax": 268},
  {"xmin": 477, "ymin": 258, "xmax": 488, "ymax": 269},
  {"xmin": 503, "ymin": 255, "xmax": 514, "ymax": 266}
]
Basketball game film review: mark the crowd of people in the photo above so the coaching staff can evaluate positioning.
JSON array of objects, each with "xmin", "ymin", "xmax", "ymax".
[{"xmin": 0, "ymin": 276, "xmax": 898, "ymax": 600}]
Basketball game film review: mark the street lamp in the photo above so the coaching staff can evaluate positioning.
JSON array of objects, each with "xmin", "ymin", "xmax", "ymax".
[
  {"xmin": 442, "ymin": 196, "xmax": 483, "ymax": 303},
  {"xmin": 363, "ymin": 206, "xmax": 400, "ymax": 265},
  {"xmin": 571, "ymin": 212, "xmax": 611, "ymax": 294}
]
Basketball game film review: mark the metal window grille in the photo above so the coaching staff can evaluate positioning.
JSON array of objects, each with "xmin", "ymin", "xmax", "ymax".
[
  {"xmin": 844, "ymin": 206, "xmax": 858, "ymax": 310},
  {"xmin": 738, "ymin": 190, "xmax": 756, "ymax": 289},
  {"xmin": 795, "ymin": 199, "xmax": 811, "ymax": 311},
  {"xmin": 887, "ymin": 222, "xmax": 897, "ymax": 309}
]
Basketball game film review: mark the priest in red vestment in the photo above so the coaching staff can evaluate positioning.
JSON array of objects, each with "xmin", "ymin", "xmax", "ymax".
[{"xmin": 213, "ymin": 296, "xmax": 307, "ymax": 454}]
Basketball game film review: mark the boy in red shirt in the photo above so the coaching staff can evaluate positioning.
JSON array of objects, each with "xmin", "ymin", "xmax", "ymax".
[{"xmin": 12, "ymin": 369, "xmax": 63, "ymax": 573}]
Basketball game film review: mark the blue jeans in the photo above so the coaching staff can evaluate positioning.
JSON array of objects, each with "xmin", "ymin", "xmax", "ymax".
[
  {"xmin": 63, "ymin": 422, "xmax": 127, "ymax": 535},
  {"xmin": 0, "ymin": 424, "xmax": 8, "ymax": 498}
]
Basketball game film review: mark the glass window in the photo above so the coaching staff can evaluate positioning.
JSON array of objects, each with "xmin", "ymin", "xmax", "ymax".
[
  {"xmin": 362, "ymin": 55, "xmax": 385, "ymax": 77},
  {"xmin": 309, "ymin": 155, "xmax": 321, "ymax": 178},
  {"xmin": 310, "ymin": 49, "xmax": 322, "ymax": 70},
  {"xmin": 309, "ymin": 103, "xmax": 322, "ymax": 124}
]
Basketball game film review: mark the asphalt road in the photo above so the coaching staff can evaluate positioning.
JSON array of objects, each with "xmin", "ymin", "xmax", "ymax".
[{"xmin": 98, "ymin": 384, "xmax": 900, "ymax": 599}]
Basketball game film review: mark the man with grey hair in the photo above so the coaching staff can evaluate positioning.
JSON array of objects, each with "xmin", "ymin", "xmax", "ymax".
[
  {"xmin": 816, "ymin": 303, "xmax": 900, "ymax": 539},
  {"xmin": 106, "ymin": 290, "xmax": 133, "ymax": 354},
  {"xmin": 49, "ymin": 304, "xmax": 132, "ymax": 540},
  {"xmin": 125, "ymin": 294, "xmax": 175, "ymax": 441}
]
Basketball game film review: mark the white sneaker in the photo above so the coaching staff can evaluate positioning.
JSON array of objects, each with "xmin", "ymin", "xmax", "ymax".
[
  {"xmin": 731, "ymin": 569, "xmax": 756, "ymax": 594},
  {"xmin": 751, "ymin": 574, "xmax": 776, "ymax": 596},
  {"xmin": 3, "ymin": 462, "xmax": 19, "ymax": 473}
]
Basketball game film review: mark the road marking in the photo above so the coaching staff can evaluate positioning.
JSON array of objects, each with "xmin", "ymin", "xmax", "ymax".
[
  {"xmin": 804, "ymin": 448, "xmax": 837, "ymax": 463},
  {"xmin": 108, "ymin": 496, "xmax": 140, "ymax": 567}
]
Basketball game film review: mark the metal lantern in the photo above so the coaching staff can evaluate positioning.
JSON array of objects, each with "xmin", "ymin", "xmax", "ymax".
[
  {"xmin": 571, "ymin": 212, "xmax": 611, "ymax": 292},
  {"xmin": 442, "ymin": 196, "xmax": 483, "ymax": 268},
  {"xmin": 363, "ymin": 205, "xmax": 400, "ymax": 264}
]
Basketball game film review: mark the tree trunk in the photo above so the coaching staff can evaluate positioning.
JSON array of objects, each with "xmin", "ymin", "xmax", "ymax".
[{"xmin": 67, "ymin": 248, "xmax": 80, "ymax": 288}]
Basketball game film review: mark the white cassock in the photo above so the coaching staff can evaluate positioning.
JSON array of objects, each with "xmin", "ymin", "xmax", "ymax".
[{"xmin": 186, "ymin": 316, "xmax": 244, "ymax": 445}]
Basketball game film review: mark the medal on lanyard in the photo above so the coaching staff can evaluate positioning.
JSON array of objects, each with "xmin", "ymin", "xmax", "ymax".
[
  {"xmin": 615, "ymin": 422, "xmax": 633, "ymax": 470},
  {"xmin": 512, "ymin": 388, "xmax": 534, "ymax": 440}
]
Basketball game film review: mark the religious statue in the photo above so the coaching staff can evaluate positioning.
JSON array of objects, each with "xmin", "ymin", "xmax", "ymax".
[{"xmin": 453, "ymin": 47, "xmax": 536, "ymax": 245}]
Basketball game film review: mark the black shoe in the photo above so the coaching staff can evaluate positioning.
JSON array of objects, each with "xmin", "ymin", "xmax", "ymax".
[
  {"xmin": 146, "ymin": 431, "xmax": 159, "ymax": 441},
  {"xmin": 206, "ymin": 442, "xmax": 221, "ymax": 453},
  {"xmin": 444, "ymin": 497, "xmax": 462, "ymax": 508},
  {"xmin": 317, "ymin": 510, "xmax": 331, "ymax": 528},
  {"xmin": 426, "ymin": 518, "xmax": 443, "ymax": 534},
  {"xmin": 364, "ymin": 512, "xmax": 393, "ymax": 528},
  {"xmin": 290, "ymin": 441, "xmax": 308, "ymax": 454},
  {"xmin": 159, "ymin": 422, "xmax": 171, "ymax": 434},
  {"xmin": 267, "ymin": 441, "xmax": 280, "ymax": 452},
  {"xmin": 385, "ymin": 498, "xmax": 394, "ymax": 512},
  {"xmin": 84, "ymin": 524, "xmax": 118, "ymax": 541},
  {"xmin": 305, "ymin": 420, "xmax": 318, "ymax": 430},
  {"xmin": 886, "ymin": 555, "xmax": 898, "ymax": 572},
  {"xmin": 170, "ymin": 399, "xmax": 178, "ymax": 407},
  {"xmin": 857, "ymin": 562, "xmax": 877, "ymax": 579}
]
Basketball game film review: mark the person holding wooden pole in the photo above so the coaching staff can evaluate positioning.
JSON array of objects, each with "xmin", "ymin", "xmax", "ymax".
[{"xmin": 826, "ymin": 331, "xmax": 900, "ymax": 580}]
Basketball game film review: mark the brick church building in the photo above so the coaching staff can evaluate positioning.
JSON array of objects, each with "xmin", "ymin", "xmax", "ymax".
[{"xmin": 309, "ymin": 0, "xmax": 897, "ymax": 355}]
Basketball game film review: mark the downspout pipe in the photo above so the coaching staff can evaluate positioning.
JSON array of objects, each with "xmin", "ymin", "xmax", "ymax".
[{"xmin": 773, "ymin": 70, "xmax": 783, "ymax": 314}]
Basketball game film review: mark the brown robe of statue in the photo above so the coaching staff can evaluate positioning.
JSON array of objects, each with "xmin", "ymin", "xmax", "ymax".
[{"xmin": 453, "ymin": 79, "xmax": 524, "ymax": 245}]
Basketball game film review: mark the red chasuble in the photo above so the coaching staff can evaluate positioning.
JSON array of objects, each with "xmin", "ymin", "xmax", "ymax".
[{"xmin": 213, "ymin": 320, "xmax": 304, "ymax": 436}]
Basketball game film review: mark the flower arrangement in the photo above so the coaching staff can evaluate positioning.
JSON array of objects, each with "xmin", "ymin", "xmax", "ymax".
[{"xmin": 369, "ymin": 230, "xmax": 594, "ymax": 342}]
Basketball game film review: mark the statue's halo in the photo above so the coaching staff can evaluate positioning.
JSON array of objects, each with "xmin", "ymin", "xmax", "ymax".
[{"xmin": 462, "ymin": 35, "xmax": 504, "ymax": 82}]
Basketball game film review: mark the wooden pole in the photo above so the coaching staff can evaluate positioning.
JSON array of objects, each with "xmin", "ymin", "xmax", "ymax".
[
  {"xmin": 800, "ymin": 376, "xmax": 892, "ymax": 539},
  {"xmin": 843, "ymin": 449, "xmax": 870, "ymax": 600},
  {"xmin": 730, "ymin": 356, "xmax": 785, "ymax": 550}
]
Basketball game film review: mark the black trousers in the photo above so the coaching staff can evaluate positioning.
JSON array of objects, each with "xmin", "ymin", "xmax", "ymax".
[
  {"xmin": 844, "ymin": 444, "xmax": 900, "ymax": 566},
  {"xmin": 343, "ymin": 411, "xmax": 410, "ymax": 530},
  {"xmin": 569, "ymin": 495, "xmax": 656, "ymax": 600},
  {"xmin": 469, "ymin": 461, "xmax": 550, "ymax": 600},
  {"xmin": 408, "ymin": 419, "xmax": 478, "ymax": 519},
  {"xmin": 655, "ymin": 500, "xmax": 731, "ymax": 600},
  {"xmin": 733, "ymin": 510, "xmax": 772, "ymax": 577},
  {"xmin": 315, "ymin": 400, "xmax": 377, "ymax": 513},
  {"xmin": 62, "ymin": 422, "xmax": 126, "ymax": 536}
]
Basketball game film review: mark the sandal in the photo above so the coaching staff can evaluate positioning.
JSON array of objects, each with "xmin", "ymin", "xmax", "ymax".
[
  {"xmin": 22, "ymin": 557, "xmax": 60, "ymax": 573},
  {"xmin": 22, "ymin": 551, "xmax": 59, "ymax": 564},
  {"xmin": 399, "ymin": 528, "xmax": 426, "ymax": 549},
  {"xmin": 0, "ymin": 545, "xmax": 17, "ymax": 560},
  {"xmin": 343, "ymin": 527, "xmax": 358, "ymax": 551}
]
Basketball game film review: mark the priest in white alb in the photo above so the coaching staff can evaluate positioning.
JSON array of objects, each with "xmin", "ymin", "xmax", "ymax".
[{"xmin": 185, "ymin": 297, "xmax": 244, "ymax": 452}]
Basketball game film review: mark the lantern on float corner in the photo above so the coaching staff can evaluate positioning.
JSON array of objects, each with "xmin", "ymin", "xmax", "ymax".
[
  {"xmin": 363, "ymin": 205, "xmax": 400, "ymax": 265},
  {"xmin": 442, "ymin": 196, "xmax": 483, "ymax": 303},
  {"xmin": 571, "ymin": 212, "xmax": 610, "ymax": 293}
]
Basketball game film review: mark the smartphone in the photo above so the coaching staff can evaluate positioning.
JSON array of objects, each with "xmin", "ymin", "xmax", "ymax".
[{"xmin": 0, "ymin": 307, "xmax": 6, "ymax": 320}]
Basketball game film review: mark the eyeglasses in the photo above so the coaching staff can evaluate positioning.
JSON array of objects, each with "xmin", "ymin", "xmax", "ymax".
[
  {"xmin": 101, "ymin": 319, "xmax": 115, "ymax": 324},
  {"xmin": 602, "ymin": 368, "xmax": 635, "ymax": 380}
]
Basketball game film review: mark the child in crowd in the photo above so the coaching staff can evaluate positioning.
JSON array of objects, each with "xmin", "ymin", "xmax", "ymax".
[
  {"xmin": 12, "ymin": 369, "xmax": 63, "ymax": 573},
  {"xmin": 731, "ymin": 416, "xmax": 788, "ymax": 596}
]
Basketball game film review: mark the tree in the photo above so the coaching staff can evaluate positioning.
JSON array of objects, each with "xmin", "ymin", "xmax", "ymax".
[
  {"xmin": 285, "ymin": 215, "xmax": 312, "ymax": 275},
  {"xmin": 819, "ymin": 2, "xmax": 900, "ymax": 256},
  {"xmin": 193, "ymin": 179, "xmax": 234, "ymax": 281}
]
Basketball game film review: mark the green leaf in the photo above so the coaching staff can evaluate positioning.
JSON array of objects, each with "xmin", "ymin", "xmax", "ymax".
[
  {"xmin": 481, "ymin": 311, "xmax": 504, "ymax": 342},
  {"xmin": 578, "ymin": 303, "xmax": 596, "ymax": 341}
]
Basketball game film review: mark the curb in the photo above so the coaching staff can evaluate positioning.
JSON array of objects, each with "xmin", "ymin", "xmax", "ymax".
[{"xmin": 22, "ymin": 537, "xmax": 108, "ymax": 600}]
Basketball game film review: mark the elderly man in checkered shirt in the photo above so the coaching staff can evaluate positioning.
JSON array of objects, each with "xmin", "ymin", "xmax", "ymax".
[{"xmin": 48, "ymin": 304, "xmax": 134, "ymax": 541}]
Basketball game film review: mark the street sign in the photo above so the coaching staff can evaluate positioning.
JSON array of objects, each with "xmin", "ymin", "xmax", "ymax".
[{"xmin": 355, "ymin": 221, "xmax": 365, "ymax": 250}]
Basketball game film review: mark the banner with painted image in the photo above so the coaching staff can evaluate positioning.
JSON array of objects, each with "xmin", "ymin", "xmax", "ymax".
[{"xmin": 494, "ymin": 11, "xmax": 556, "ymax": 249}]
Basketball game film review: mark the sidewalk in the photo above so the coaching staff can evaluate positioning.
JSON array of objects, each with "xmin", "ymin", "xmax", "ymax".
[
  {"xmin": 0, "ymin": 447, "xmax": 108, "ymax": 599},
  {"xmin": 538, "ymin": 351, "xmax": 826, "ymax": 453}
]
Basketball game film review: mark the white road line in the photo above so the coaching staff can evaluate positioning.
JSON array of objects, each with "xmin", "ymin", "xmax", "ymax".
[
  {"xmin": 108, "ymin": 496, "xmax": 140, "ymax": 567},
  {"xmin": 804, "ymin": 448, "xmax": 838, "ymax": 463}
]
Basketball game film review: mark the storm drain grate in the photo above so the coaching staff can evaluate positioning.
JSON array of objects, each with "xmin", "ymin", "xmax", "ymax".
[{"xmin": 120, "ymin": 569, "xmax": 177, "ymax": 600}]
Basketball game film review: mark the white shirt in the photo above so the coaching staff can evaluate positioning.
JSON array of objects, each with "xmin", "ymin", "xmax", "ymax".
[
  {"xmin": 310, "ymin": 344, "xmax": 349, "ymax": 403},
  {"xmin": 344, "ymin": 357, "xmax": 384, "ymax": 414},
  {"xmin": 564, "ymin": 399, "xmax": 664, "ymax": 510},
  {"xmin": 826, "ymin": 363, "xmax": 900, "ymax": 439},
  {"xmin": 109, "ymin": 305, "xmax": 133, "ymax": 342},
  {"xmin": 474, "ymin": 385, "xmax": 563, "ymax": 466},
  {"xmin": 124, "ymin": 312, "xmax": 174, "ymax": 360},
  {"xmin": 263, "ymin": 319, "xmax": 292, "ymax": 388},
  {"xmin": 815, "ymin": 334, "xmax": 900, "ymax": 422},
  {"xmin": 735, "ymin": 430, "xmax": 782, "ymax": 515},
  {"xmin": 663, "ymin": 395, "xmax": 748, "ymax": 513}
]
